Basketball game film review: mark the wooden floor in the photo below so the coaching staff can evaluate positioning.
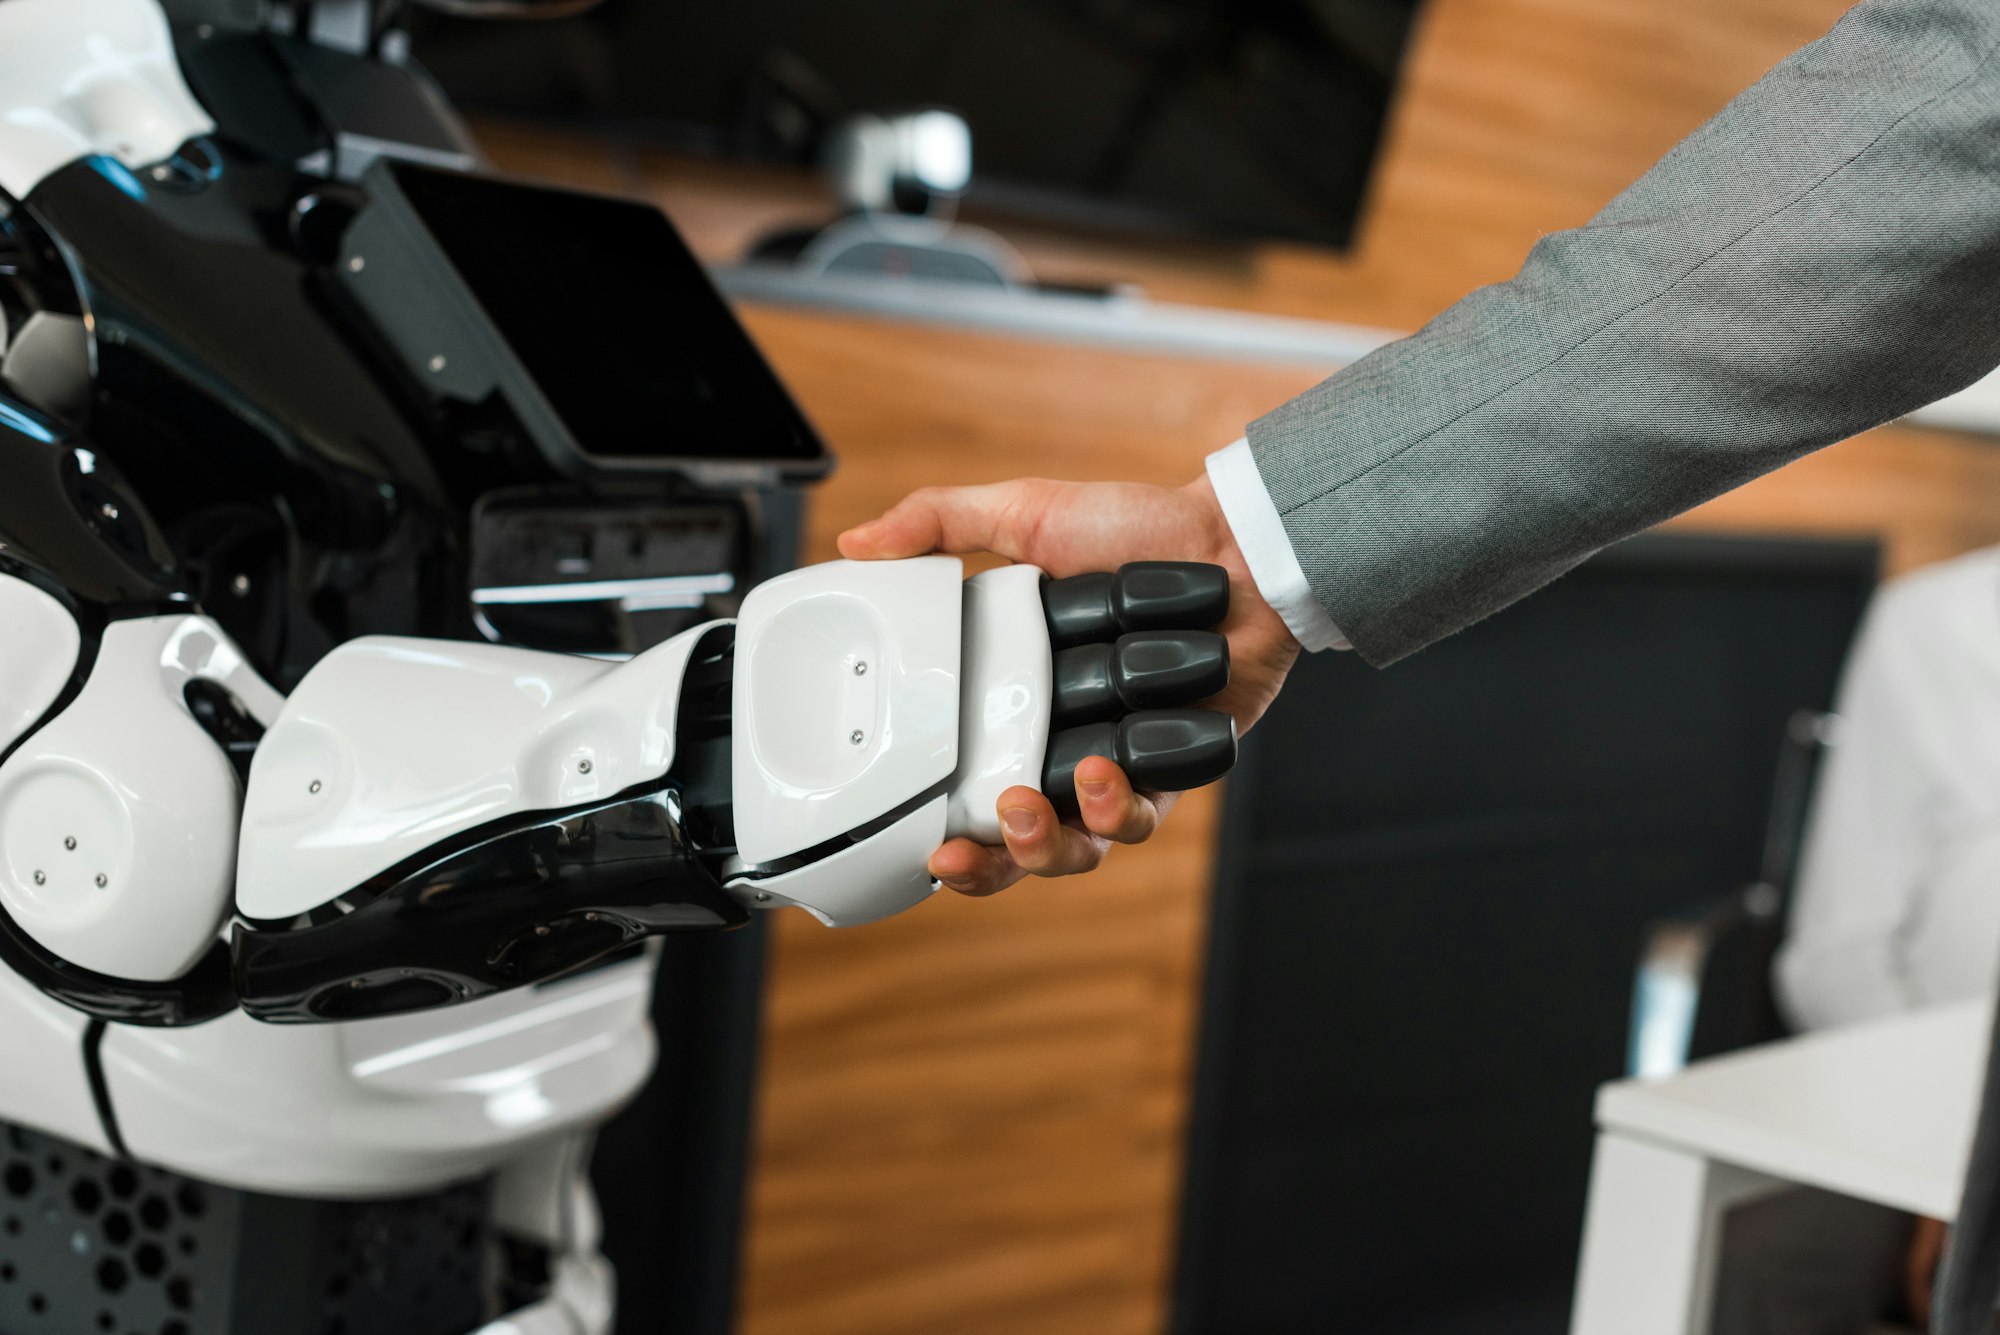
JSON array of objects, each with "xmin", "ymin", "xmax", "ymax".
[{"xmin": 477, "ymin": 0, "xmax": 2000, "ymax": 1329}]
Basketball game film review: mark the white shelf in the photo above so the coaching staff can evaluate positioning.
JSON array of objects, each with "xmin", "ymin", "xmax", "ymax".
[
  {"xmin": 1596, "ymin": 998, "xmax": 1990, "ymax": 1220},
  {"xmin": 719, "ymin": 265, "xmax": 2000, "ymax": 437}
]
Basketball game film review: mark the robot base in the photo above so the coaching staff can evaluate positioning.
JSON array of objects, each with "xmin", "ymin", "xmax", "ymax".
[{"xmin": 0, "ymin": 1122, "xmax": 586, "ymax": 1335}]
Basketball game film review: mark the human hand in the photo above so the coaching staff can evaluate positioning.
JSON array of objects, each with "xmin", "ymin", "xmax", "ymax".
[
  {"xmin": 838, "ymin": 474, "xmax": 1302, "ymax": 896},
  {"xmin": 1906, "ymin": 1214, "xmax": 1948, "ymax": 1326}
]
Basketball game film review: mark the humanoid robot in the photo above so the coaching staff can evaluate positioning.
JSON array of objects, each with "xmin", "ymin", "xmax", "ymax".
[{"xmin": 0, "ymin": 3, "xmax": 1238, "ymax": 1332}]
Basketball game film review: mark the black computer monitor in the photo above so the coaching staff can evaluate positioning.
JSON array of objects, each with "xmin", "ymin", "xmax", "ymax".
[{"xmin": 411, "ymin": 0, "xmax": 1424, "ymax": 251}]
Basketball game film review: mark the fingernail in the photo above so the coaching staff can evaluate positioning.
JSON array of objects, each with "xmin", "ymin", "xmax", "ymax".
[
  {"xmin": 937, "ymin": 873, "xmax": 976, "ymax": 892},
  {"xmin": 1002, "ymin": 807, "xmax": 1040, "ymax": 839},
  {"xmin": 1079, "ymin": 778, "xmax": 1110, "ymax": 799}
]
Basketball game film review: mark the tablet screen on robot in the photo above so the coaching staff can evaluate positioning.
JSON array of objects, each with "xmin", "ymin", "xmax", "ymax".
[{"xmin": 340, "ymin": 159, "xmax": 831, "ymax": 486}]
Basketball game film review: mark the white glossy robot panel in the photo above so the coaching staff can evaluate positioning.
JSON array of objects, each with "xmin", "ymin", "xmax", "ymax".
[
  {"xmin": 731, "ymin": 556, "xmax": 963, "ymax": 864},
  {"xmin": 103, "ymin": 958, "xmax": 658, "ymax": 1198},
  {"xmin": 237, "ymin": 622, "xmax": 725, "ymax": 921},
  {"xmin": 945, "ymin": 564, "xmax": 1053, "ymax": 844},
  {"xmin": 0, "ymin": 0, "xmax": 215, "ymax": 199},
  {"xmin": 0, "ymin": 615, "xmax": 274, "ymax": 981}
]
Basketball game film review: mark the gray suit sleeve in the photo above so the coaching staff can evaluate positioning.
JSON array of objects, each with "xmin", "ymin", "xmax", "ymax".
[{"xmin": 1247, "ymin": 0, "xmax": 2000, "ymax": 666}]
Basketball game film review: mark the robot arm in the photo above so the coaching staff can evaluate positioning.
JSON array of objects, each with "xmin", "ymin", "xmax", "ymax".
[
  {"xmin": 2, "ymin": 398, "xmax": 1237, "ymax": 1029},
  {"xmin": 231, "ymin": 555, "xmax": 1237, "ymax": 1022},
  {"xmin": 0, "ymin": 0, "xmax": 1239, "ymax": 1037}
]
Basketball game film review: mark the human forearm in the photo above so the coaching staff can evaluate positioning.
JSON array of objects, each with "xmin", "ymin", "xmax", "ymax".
[{"xmin": 1252, "ymin": 0, "xmax": 2000, "ymax": 664}]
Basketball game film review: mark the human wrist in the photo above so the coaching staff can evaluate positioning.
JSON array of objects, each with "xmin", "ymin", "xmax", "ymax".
[
  {"xmin": 1180, "ymin": 471, "xmax": 1301, "ymax": 652},
  {"xmin": 1180, "ymin": 472, "xmax": 1233, "ymax": 562},
  {"xmin": 1201, "ymin": 440, "xmax": 1348, "ymax": 653}
]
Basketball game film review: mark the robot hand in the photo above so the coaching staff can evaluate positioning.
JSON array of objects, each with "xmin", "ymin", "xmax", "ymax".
[
  {"xmin": 723, "ymin": 556, "xmax": 1237, "ymax": 925},
  {"xmin": 228, "ymin": 556, "xmax": 1235, "ymax": 1022}
]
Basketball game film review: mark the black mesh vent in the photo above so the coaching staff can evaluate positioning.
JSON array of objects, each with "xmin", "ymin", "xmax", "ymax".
[
  {"xmin": 253, "ymin": 1180, "xmax": 493, "ymax": 1335},
  {"xmin": 0, "ymin": 1124, "xmax": 211, "ymax": 1335},
  {"xmin": 0, "ymin": 1121, "xmax": 509, "ymax": 1335}
]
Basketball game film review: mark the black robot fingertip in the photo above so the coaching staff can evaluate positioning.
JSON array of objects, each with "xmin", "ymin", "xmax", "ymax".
[
  {"xmin": 1040, "ymin": 562, "xmax": 1231, "ymax": 649},
  {"xmin": 1111, "ymin": 630, "xmax": 1229, "ymax": 710},
  {"xmin": 1112, "ymin": 562, "xmax": 1229, "ymax": 632},
  {"xmin": 1114, "ymin": 708, "xmax": 1238, "ymax": 794},
  {"xmin": 1050, "ymin": 631, "xmax": 1230, "ymax": 728},
  {"xmin": 1041, "ymin": 709, "xmax": 1239, "ymax": 818}
]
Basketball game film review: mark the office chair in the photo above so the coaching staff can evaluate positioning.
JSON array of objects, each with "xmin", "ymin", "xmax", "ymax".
[{"xmin": 1625, "ymin": 708, "xmax": 1839, "ymax": 1079}]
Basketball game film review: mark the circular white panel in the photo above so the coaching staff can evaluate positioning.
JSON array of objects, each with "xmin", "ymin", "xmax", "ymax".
[
  {"xmin": 0, "ymin": 617, "xmax": 242, "ymax": 980},
  {"xmin": 0, "ymin": 761, "xmax": 132, "ymax": 934}
]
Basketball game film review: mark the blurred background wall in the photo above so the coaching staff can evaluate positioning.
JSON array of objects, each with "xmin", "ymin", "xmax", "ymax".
[{"xmin": 445, "ymin": 0, "xmax": 2000, "ymax": 1330}]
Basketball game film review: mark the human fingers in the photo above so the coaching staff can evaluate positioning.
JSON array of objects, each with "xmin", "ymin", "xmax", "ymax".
[
  {"xmin": 1905, "ymin": 1216, "xmax": 1948, "ymax": 1325},
  {"xmin": 928, "ymin": 838, "xmax": 1027, "ymax": 898},
  {"xmin": 836, "ymin": 480, "xmax": 1051, "ymax": 562},
  {"xmin": 1073, "ymin": 755, "xmax": 1162, "ymax": 845},
  {"xmin": 996, "ymin": 785, "xmax": 1110, "ymax": 877}
]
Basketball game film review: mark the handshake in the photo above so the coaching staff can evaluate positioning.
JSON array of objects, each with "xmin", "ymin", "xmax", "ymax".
[
  {"xmin": 726, "ymin": 555, "xmax": 1241, "ymax": 925},
  {"xmin": 227, "ymin": 475, "xmax": 1298, "ymax": 1021},
  {"xmin": 829, "ymin": 473, "xmax": 1303, "ymax": 903}
]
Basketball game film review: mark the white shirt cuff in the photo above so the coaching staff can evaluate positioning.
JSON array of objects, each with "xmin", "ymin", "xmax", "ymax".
[{"xmin": 1205, "ymin": 438, "xmax": 1349, "ymax": 652}]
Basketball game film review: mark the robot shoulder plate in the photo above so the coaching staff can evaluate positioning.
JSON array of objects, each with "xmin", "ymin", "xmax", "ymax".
[
  {"xmin": 0, "ymin": 0, "xmax": 214, "ymax": 199},
  {"xmin": 0, "ymin": 609, "xmax": 274, "ymax": 981}
]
